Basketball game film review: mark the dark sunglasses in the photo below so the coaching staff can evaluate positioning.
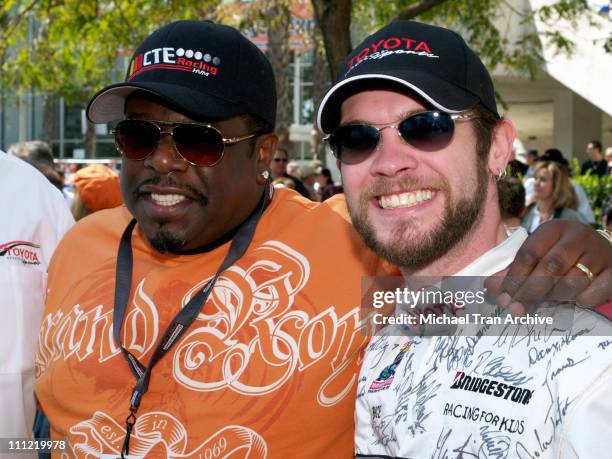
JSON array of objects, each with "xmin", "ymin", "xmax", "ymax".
[
  {"xmin": 111, "ymin": 119, "xmax": 259, "ymax": 167},
  {"xmin": 325, "ymin": 111, "xmax": 475, "ymax": 165},
  {"xmin": 273, "ymin": 157, "xmax": 288, "ymax": 163}
]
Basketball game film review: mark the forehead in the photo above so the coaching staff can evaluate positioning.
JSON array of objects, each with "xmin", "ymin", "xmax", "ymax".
[
  {"xmin": 339, "ymin": 88, "xmax": 429, "ymax": 124},
  {"xmin": 124, "ymin": 95, "xmax": 249, "ymax": 132},
  {"xmin": 535, "ymin": 166, "xmax": 551, "ymax": 176}
]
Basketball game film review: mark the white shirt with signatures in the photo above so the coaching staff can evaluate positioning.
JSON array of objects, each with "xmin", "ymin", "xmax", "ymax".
[
  {"xmin": 355, "ymin": 227, "xmax": 612, "ymax": 459},
  {"xmin": 0, "ymin": 152, "xmax": 73, "ymax": 450}
]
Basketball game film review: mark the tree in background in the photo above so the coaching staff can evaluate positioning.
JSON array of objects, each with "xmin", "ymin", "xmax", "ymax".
[
  {"xmin": 1, "ymin": 0, "xmax": 609, "ymax": 155},
  {"xmin": 1, "ymin": 0, "xmax": 220, "ymax": 156},
  {"xmin": 313, "ymin": 0, "xmax": 611, "ymax": 80}
]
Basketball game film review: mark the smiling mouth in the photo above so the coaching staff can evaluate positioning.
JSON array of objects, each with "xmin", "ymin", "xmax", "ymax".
[
  {"xmin": 150, "ymin": 193, "xmax": 188, "ymax": 206},
  {"xmin": 377, "ymin": 189, "xmax": 435, "ymax": 210}
]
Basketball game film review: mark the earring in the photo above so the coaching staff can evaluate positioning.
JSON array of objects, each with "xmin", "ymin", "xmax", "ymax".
[
  {"xmin": 496, "ymin": 168, "xmax": 507, "ymax": 181},
  {"xmin": 261, "ymin": 170, "xmax": 270, "ymax": 180}
]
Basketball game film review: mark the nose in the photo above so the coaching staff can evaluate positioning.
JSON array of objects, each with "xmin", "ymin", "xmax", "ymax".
[
  {"xmin": 143, "ymin": 133, "xmax": 190, "ymax": 173},
  {"xmin": 369, "ymin": 126, "xmax": 419, "ymax": 177}
]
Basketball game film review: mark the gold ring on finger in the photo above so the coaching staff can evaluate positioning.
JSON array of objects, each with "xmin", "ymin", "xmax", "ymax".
[{"xmin": 575, "ymin": 262, "xmax": 594, "ymax": 283}]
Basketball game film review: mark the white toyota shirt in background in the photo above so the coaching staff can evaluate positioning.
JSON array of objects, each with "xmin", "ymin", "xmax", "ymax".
[
  {"xmin": 0, "ymin": 152, "xmax": 73, "ymax": 456},
  {"xmin": 356, "ymin": 228, "xmax": 612, "ymax": 458}
]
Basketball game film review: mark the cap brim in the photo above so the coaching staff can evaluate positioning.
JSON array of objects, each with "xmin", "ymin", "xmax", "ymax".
[
  {"xmin": 87, "ymin": 81, "xmax": 243, "ymax": 124},
  {"xmin": 317, "ymin": 72, "xmax": 480, "ymax": 134}
]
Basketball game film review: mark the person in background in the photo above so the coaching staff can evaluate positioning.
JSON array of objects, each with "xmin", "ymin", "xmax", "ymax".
[
  {"xmin": 299, "ymin": 160, "xmax": 325, "ymax": 201},
  {"xmin": 524, "ymin": 148, "xmax": 595, "ymax": 224},
  {"xmin": 498, "ymin": 176, "xmax": 525, "ymax": 227},
  {"xmin": 320, "ymin": 167, "xmax": 344, "ymax": 201},
  {"xmin": 7, "ymin": 140, "xmax": 64, "ymax": 192},
  {"xmin": 271, "ymin": 176, "xmax": 295, "ymax": 189},
  {"xmin": 7, "ymin": 140, "xmax": 55, "ymax": 169},
  {"xmin": 320, "ymin": 167, "xmax": 334, "ymax": 187},
  {"xmin": 270, "ymin": 146, "xmax": 310, "ymax": 198},
  {"xmin": 522, "ymin": 160, "xmax": 585, "ymax": 233},
  {"xmin": 507, "ymin": 147, "xmax": 528, "ymax": 177},
  {"xmin": 524, "ymin": 148, "xmax": 538, "ymax": 178},
  {"xmin": 59, "ymin": 162, "xmax": 85, "ymax": 203},
  {"xmin": 581, "ymin": 140, "xmax": 607, "ymax": 176},
  {"xmin": 605, "ymin": 146, "xmax": 612, "ymax": 174},
  {"xmin": 0, "ymin": 151, "xmax": 73, "ymax": 457},
  {"xmin": 286, "ymin": 160, "xmax": 300, "ymax": 177},
  {"xmin": 70, "ymin": 164, "xmax": 123, "ymax": 220}
]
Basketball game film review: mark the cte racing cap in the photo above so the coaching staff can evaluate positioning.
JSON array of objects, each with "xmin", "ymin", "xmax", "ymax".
[
  {"xmin": 317, "ymin": 20, "xmax": 499, "ymax": 134},
  {"xmin": 87, "ymin": 20, "xmax": 276, "ymax": 127}
]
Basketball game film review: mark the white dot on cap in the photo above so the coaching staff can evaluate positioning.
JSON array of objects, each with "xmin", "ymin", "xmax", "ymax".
[
  {"xmin": 194, "ymin": 51, "xmax": 203, "ymax": 60},
  {"xmin": 212, "ymin": 57, "xmax": 221, "ymax": 66},
  {"xmin": 185, "ymin": 49, "xmax": 194, "ymax": 58},
  {"xmin": 204, "ymin": 54, "xmax": 211, "ymax": 62},
  {"xmin": 176, "ymin": 48, "xmax": 185, "ymax": 57}
]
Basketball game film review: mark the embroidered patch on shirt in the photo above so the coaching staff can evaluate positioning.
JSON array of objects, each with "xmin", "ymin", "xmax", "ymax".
[{"xmin": 368, "ymin": 341, "xmax": 412, "ymax": 392}]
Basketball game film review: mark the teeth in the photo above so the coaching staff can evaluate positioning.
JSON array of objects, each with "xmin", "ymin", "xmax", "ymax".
[
  {"xmin": 151, "ymin": 193, "xmax": 187, "ymax": 206},
  {"xmin": 379, "ymin": 190, "xmax": 434, "ymax": 210}
]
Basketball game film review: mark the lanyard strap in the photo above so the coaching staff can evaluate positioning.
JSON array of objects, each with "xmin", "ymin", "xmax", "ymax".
[{"xmin": 112, "ymin": 186, "xmax": 272, "ymax": 457}]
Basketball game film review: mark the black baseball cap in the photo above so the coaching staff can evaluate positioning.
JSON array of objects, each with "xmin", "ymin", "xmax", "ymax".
[
  {"xmin": 317, "ymin": 20, "xmax": 499, "ymax": 134},
  {"xmin": 87, "ymin": 20, "xmax": 276, "ymax": 127}
]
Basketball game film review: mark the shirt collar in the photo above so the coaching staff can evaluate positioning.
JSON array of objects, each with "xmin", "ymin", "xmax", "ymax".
[{"xmin": 454, "ymin": 227, "xmax": 528, "ymax": 277}]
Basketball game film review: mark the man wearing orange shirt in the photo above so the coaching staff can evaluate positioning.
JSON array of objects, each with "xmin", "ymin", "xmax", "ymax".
[{"xmin": 35, "ymin": 20, "xmax": 611, "ymax": 458}]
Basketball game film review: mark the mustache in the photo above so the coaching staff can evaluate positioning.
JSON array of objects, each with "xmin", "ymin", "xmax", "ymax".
[{"xmin": 134, "ymin": 175, "xmax": 208, "ymax": 205}]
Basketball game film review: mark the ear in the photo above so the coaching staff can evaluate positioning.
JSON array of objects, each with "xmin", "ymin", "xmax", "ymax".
[
  {"xmin": 255, "ymin": 133, "xmax": 278, "ymax": 185},
  {"xmin": 488, "ymin": 119, "xmax": 515, "ymax": 177}
]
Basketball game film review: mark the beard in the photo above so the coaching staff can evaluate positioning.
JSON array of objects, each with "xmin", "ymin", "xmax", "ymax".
[
  {"xmin": 147, "ymin": 223, "xmax": 188, "ymax": 253},
  {"xmin": 347, "ymin": 159, "xmax": 489, "ymax": 270}
]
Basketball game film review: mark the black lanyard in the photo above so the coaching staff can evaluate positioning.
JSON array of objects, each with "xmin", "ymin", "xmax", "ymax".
[{"xmin": 112, "ymin": 186, "xmax": 272, "ymax": 458}]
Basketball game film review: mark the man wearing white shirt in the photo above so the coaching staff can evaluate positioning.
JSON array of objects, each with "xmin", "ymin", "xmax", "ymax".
[
  {"xmin": 0, "ymin": 152, "xmax": 73, "ymax": 457},
  {"xmin": 317, "ymin": 20, "xmax": 611, "ymax": 458}
]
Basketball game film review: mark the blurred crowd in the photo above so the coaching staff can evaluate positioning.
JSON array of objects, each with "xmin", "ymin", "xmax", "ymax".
[
  {"xmin": 498, "ymin": 139, "xmax": 612, "ymax": 234},
  {"xmin": 269, "ymin": 145, "xmax": 343, "ymax": 202}
]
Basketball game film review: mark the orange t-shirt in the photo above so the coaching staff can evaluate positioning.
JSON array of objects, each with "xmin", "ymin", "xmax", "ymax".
[{"xmin": 35, "ymin": 189, "xmax": 393, "ymax": 458}]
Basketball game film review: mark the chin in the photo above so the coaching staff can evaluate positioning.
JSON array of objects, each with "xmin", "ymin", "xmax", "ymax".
[{"xmin": 146, "ymin": 225, "xmax": 188, "ymax": 253}]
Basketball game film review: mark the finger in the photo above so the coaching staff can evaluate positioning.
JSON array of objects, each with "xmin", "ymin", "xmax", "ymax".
[
  {"xmin": 482, "ymin": 272, "xmax": 515, "ymax": 310},
  {"xmin": 549, "ymin": 249, "xmax": 610, "ymax": 306},
  {"xmin": 499, "ymin": 222, "xmax": 564, "ymax": 299},
  {"xmin": 548, "ymin": 268, "xmax": 591, "ymax": 303},
  {"xmin": 516, "ymin": 250, "xmax": 607, "ymax": 312},
  {"xmin": 576, "ymin": 267, "xmax": 612, "ymax": 309},
  {"xmin": 484, "ymin": 268, "xmax": 507, "ymax": 294},
  {"xmin": 503, "ymin": 224, "xmax": 606, "ymax": 311}
]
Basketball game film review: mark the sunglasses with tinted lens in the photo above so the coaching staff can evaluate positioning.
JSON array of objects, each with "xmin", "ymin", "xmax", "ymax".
[
  {"xmin": 325, "ymin": 111, "xmax": 474, "ymax": 165},
  {"xmin": 111, "ymin": 119, "xmax": 258, "ymax": 167}
]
